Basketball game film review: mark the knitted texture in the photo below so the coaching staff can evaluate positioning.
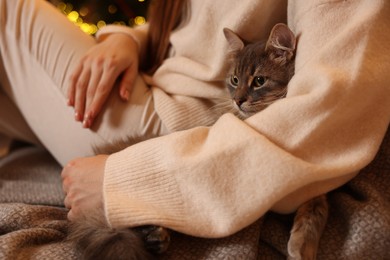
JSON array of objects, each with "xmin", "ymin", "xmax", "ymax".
[{"xmin": 0, "ymin": 128, "xmax": 388, "ymax": 259}]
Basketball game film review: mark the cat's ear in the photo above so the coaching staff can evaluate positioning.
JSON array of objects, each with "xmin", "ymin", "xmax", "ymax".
[
  {"xmin": 223, "ymin": 28, "xmax": 244, "ymax": 53},
  {"xmin": 266, "ymin": 23, "xmax": 296, "ymax": 61}
]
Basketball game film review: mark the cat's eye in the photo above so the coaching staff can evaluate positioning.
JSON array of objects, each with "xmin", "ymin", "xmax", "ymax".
[
  {"xmin": 230, "ymin": 75, "xmax": 239, "ymax": 86},
  {"xmin": 253, "ymin": 76, "xmax": 267, "ymax": 89}
]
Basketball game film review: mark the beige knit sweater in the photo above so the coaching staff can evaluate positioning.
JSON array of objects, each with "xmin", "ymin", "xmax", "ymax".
[{"xmin": 96, "ymin": 0, "xmax": 390, "ymax": 238}]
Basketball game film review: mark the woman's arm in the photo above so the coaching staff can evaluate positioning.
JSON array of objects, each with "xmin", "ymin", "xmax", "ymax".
[
  {"xmin": 63, "ymin": 0, "xmax": 390, "ymax": 238},
  {"xmin": 102, "ymin": 0, "xmax": 390, "ymax": 237},
  {"xmin": 95, "ymin": 24, "xmax": 149, "ymax": 67}
]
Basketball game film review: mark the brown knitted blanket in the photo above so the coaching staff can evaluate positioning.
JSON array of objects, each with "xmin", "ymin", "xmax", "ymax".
[{"xmin": 0, "ymin": 128, "xmax": 389, "ymax": 259}]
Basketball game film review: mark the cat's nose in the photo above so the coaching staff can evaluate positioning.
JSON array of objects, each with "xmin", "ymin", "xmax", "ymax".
[{"xmin": 235, "ymin": 98, "xmax": 246, "ymax": 107}]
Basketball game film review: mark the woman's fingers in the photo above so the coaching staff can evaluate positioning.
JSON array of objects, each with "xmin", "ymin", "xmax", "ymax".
[
  {"xmin": 84, "ymin": 65, "xmax": 101, "ymax": 122},
  {"xmin": 119, "ymin": 65, "xmax": 137, "ymax": 101},
  {"xmin": 83, "ymin": 67, "xmax": 120, "ymax": 128},
  {"xmin": 61, "ymin": 155, "xmax": 107, "ymax": 222},
  {"xmin": 67, "ymin": 62, "xmax": 83, "ymax": 107},
  {"xmin": 68, "ymin": 57, "xmax": 92, "ymax": 122},
  {"xmin": 74, "ymin": 67, "xmax": 91, "ymax": 122},
  {"xmin": 64, "ymin": 194, "xmax": 71, "ymax": 209},
  {"xmin": 67, "ymin": 33, "xmax": 139, "ymax": 128}
]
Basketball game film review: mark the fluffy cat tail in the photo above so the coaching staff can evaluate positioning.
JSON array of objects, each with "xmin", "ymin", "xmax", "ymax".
[{"xmin": 67, "ymin": 217, "xmax": 154, "ymax": 260}]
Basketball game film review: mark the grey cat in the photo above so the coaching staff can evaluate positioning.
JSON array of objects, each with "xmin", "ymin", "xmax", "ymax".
[
  {"xmin": 67, "ymin": 23, "xmax": 328, "ymax": 260},
  {"xmin": 223, "ymin": 23, "xmax": 328, "ymax": 260}
]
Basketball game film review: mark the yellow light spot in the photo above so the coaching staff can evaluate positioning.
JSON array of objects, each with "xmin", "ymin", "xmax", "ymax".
[
  {"xmin": 90, "ymin": 24, "xmax": 98, "ymax": 35},
  {"xmin": 138, "ymin": 0, "xmax": 145, "ymax": 2},
  {"xmin": 112, "ymin": 21, "xmax": 125, "ymax": 26},
  {"xmin": 108, "ymin": 5, "xmax": 117, "ymax": 14},
  {"xmin": 97, "ymin": 20, "xmax": 106, "ymax": 29},
  {"xmin": 67, "ymin": 11, "xmax": 79, "ymax": 23},
  {"xmin": 64, "ymin": 3, "xmax": 73, "ymax": 14},
  {"xmin": 79, "ymin": 7, "xmax": 89, "ymax": 17},
  {"xmin": 80, "ymin": 23, "xmax": 98, "ymax": 35},
  {"xmin": 76, "ymin": 17, "xmax": 84, "ymax": 25},
  {"xmin": 57, "ymin": 2, "xmax": 66, "ymax": 12},
  {"xmin": 134, "ymin": 16, "xmax": 146, "ymax": 26}
]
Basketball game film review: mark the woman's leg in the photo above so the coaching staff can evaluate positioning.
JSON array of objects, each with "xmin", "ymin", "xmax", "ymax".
[
  {"xmin": 0, "ymin": 90, "xmax": 40, "ymax": 145},
  {"xmin": 0, "ymin": 27, "xmax": 42, "ymax": 145},
  {"xmin": 0, "ymin": 0, "xmax": 166, "ymax": 166}
]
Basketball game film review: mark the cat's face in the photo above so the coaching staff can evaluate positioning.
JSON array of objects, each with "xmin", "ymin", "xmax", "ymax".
[
  {"xmin": 226, "ymin": 42, "xmax": 293, "ymax": 118},
  {"xmin": 224, "ymin": 24, "xmax": 296, "ymax": 119}
]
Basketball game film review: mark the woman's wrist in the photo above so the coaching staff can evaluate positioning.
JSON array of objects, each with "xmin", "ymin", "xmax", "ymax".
[{"xmin": 95, "ymin": 24, "xmax": 149, "ymax": 61}]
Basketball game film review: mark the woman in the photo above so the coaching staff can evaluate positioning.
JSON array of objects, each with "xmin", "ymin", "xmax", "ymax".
[{"xmin": 0, "ymin": 0, "xmax": 389, "ymax": 238}]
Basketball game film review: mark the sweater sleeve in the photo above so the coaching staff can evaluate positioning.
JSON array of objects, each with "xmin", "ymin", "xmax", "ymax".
[{"xmin": 103, "ymin": 0, "xmax": 390, "ymax": 238}]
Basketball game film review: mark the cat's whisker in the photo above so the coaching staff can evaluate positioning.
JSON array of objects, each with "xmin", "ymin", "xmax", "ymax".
[
  {"xmin": 251, "ymin": 88, "xmax": 288, "ymax": 108},
  {"xmin": 210, "ymin": 95, "xmax": 232, "ymax": 102},
  {"xmin": 209, "ymin": 100, "xmax": 235, "ymax": 115},
  {"xmin": 210, "ymin": 99, "xmax": 231, "ymax": 108}
]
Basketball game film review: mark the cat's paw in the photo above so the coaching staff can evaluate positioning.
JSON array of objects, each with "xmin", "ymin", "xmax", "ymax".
[
  {"xmin": 287, "ymin": 232, "xmax": 316, "ymax": 260},
  {"xmin": 136, "ymin": 225, "xmax": 171, "ymax": 254},
  {"xmin": 287, "ymin": 195, "xmax": 328, "ymax": 260}
]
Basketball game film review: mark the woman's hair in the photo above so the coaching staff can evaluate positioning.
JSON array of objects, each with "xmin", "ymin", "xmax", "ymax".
[{"xmin": 144, "ymin": 0, "xmax": 187, "ymax": 74}]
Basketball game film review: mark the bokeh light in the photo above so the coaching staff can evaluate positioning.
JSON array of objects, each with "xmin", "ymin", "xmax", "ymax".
[
  {"xmin": 134, "ymin": 16, "xmax": 146, "ymax": 26},
  {"xmin": 54, "ymin": 1, "xmax": 148, "ymax": 35}
]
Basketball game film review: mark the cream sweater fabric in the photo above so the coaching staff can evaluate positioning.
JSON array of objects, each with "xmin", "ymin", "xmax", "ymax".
[{"xmin": 96, "ymin": 0, "xmax": 390, "ymax": 238}]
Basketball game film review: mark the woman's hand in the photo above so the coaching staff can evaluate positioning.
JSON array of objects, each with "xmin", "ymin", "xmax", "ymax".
[
  {"xmin": 61, "ymin": 154, "xmax": 108, "ymax": 221},
  {"xmin": 68, "ymin": 33, "xmax": 139, "ymax": 128}
]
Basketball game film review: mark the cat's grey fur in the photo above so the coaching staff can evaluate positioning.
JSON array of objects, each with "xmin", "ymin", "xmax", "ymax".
[{"xmin": 223, "ymin": 23, "xmax": 328, "ymax": 260}]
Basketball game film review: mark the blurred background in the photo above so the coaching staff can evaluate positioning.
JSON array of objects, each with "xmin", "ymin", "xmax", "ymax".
[{"xmin": 47, "ymin": 0, "xmax": 150, "ymax": 35}]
